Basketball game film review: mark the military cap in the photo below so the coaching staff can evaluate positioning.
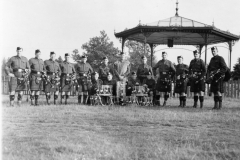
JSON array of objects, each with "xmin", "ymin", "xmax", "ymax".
[
  {"xmin": 211, "ymin": 46, "xmax": 218, "ymax": 51},
  {"xmin": 107, "ymin": 72, "xmax": 112, "ymax": 76},
  {"xmin": 65, "ymin": 53, "xmax": 70, "ymax": 56},
  {"xmin": 162, "ymin": 51, "xmax": 167, "ymax": 55},
  {"xmin": 132, "ymin": 71, "xmax": 137, "ymax": 75},
  {"xmin": 81, "ymin": 55, "xmax": 87, "ymax": 58},
  {"xmin": 103, "ymin": 56, "xmax": 108, "ymax": 60},
  {"xmin": 177, "ymin": 55, "xmax": 183, "ymax": 59},
  {"xmin": 141, "ymin": 55, "xmax": 147, "ymax": 59},
  {"xmin": 35, "ymin": 49, "xmax": 41, "ymax": 53},
  {"xmin": 16, "ymin": 47, "xmax": 22, "ymax": 51},
  {"xmin": 50, "ymin": 52, "xmax": 55, "ymax": 55},
  {"xmin": 193, "ymin": 50, "xmax": 198, "ymax": 54}
]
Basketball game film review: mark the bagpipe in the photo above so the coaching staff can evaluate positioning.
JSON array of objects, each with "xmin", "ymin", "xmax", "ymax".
[
  {"xmin": 176, "ymin": 72, "xmax": 188, "ymax": 86},
  {"xmin": 206, "ymin": 69, "xmax": 224, "ymax": 84},
  {"xmin": 76, "ymin": 71, "xmax": 92, "ymax": 93},
  {"xmin": 159, "ymin": 71, "xmax": 174, "ymax": 86},
  {"xmin": 14, "ymin": 69, "xmax": 30, "ymax": 102},
  {"xmin": 64, "ymin": 73, "xmax": 77, "ymax": 85},
  {"xmin": 189, "ymin": 71, "xmax": 203, "ymax": 84},
  {"xmin": 41, "ymin": 71, "xmax": 61, "ymax": 89}
]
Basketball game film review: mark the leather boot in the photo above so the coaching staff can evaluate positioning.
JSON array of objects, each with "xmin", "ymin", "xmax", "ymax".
[
  {"xmin": 65, "ymin": 95, "xmax": 69, "ymax": 105},
  {"xmin": 46, "ymin": 94, "xmax": 50, "ymax": 105},
  {"xmin": 163, "ymin": 94, "xmax": 169, "ymax": 107},
  {"xmin": 17, "ymin": 94, "xmax": 22, "ymax": 107},
  {"xmin": 10, "ymin": 95, "xmax": 15, "ymax": 107},
  {"xmin": 30, "ymin": 95, "xmax": 35, "ymax": 106},
  {"xmin": 60, "ymin": 95, "xmax": 64, "ymax": 104},
  {"xmin": 78, "ymin": 95, "xmax": 82, "ymax": 104},
  {"xmin": 54, "ymin": 95, "xmax": 58, "ymax": 105},
  {"xmin": 212, "ymin": 96, "xmax": 219, "ymax": 110}
]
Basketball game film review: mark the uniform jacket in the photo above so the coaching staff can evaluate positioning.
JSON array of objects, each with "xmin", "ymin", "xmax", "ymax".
[
  {"xmin": 5, "ymin": 56, "xmax": 30, "ymax": 74},
  {"xmin": 137, "ymin": 64, "xmax": 154, "ymax": 78},
  {"xmin": 189, "ymin": 58, "xmax": 206, "ymax": 78},
  {"xmin": 59, "ymin": 61, "xmax": 76, "ymax": 74},
  {"xmin": 75, "ymin": 62, "xmax": 93, "ymax": 76},
  {"xmin": 153, "ymin": 59, "xmax": 176, "ymax": 75},
  {"xmin": 98, "ymin": 64, "xmax": 114, "ymax": 80},
  {"xmin": 208, "ymin": 55, "xmax": 227, "ymax": 75},
  {"xmin": 175, "ymin": 64, "xmax": 189, "ymax": 76},
  {"xmin": 29, "ymin": 57, "xmax": 45, "ymax": 73},
  {"xmin": 44, "ymin": 59, "xmax": 61, "ymax": 76}
]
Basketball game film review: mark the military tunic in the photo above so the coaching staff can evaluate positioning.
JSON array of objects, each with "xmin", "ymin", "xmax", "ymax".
[
  {"xmin": 137, "ymin": 64, "xmax": 154, "ymax": 84},
  {"xmin": 153, "ymin": 59, "xmax": 176, "ymax": 92},
  {"xmin": 189, "ymin": 58, "xmax": 206, "ymax": 92},
  {"xmin": 126, "ymin": 78, "xmax": 141, "ymax": 96},
  {"xmin": 5, "ymin": 56, "xmax": 30, "ymax": 92},
  {"xmin": 174, "ymin": 64, "xmax": 189, "ymax": 94},
  {"xmin": 90, "ymin": 79, "xmax": 103, "ymax": 95},
  {"xmin": 59, "ymin": 61, "xmax": 76, "ymax": 92},
  {"xmin": 44, "ymin": 59, "xmax": 61, "ymax": 92},
  {"xmin": 113, "ymin": 60, "xmax": 131, "ymax": 81},
  {"xmin": 99, "ymin": 64, "xmax": 114, "ymax": 81},
  {"xmin": 207, "ymin": 55, "xmax": 227, "ymax": 93},
  {"xmin": 75, "ymin": 62, "xmax": 93, "ymax": 93},
  {"xmin": 29, "ymin": 57, "xmax": 46, "ymax": 91}
]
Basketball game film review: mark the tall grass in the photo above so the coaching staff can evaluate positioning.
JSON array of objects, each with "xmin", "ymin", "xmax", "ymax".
[{"xmin": 2, "ymin": 95, "xmax": 240, "ymax": 160}]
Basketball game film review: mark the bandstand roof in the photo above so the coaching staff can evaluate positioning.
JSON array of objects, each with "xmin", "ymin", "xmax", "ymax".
[{"xmin": 114, "ymin": 15, "xmax": 240, "ymax": 46}]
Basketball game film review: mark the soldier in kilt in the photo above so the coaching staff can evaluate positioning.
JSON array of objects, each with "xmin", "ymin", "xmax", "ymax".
[
  {"xmin": 99, "ymin": 56, "xmax": 115, "ymax": 82},
  {"xmin": 5, "ymin": 47, "xmax": 30, "ymax": 107},
  {"xmin": 75, "ymin": 55, "xmax": 93, "ymax": 104},
  {"xmin": 153, "ymin": 52, "xmax": 176, "ymax": 107},
  {"xmin": 29, "ymin": 49, "xmax": 46, "ymax": 106},
  {"xmin": 174, "ymin": 56, "xmax": 189, "ymax": 107},
  {"xmin": 137, "ymin": 56, "xmax": 154, "ymax": 84},
  {"xmin": 189, "ymin": 50, "xmax": 206, "ymax": 108},
  {"xmin": 207, "ymin": 46, "xmax": 228, "ymax": 110},
  {"xmin": 59, "ymin": 53, "xmax": 76, "ymax": 104},
  {"xmin": 44, "ymin": 52, "xmax": 61, "ymax": 105}
]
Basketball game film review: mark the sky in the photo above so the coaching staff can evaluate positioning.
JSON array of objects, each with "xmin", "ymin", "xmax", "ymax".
[{"xmin": 1, "ymin": 0, "xmax": 240, "ymax": 69}]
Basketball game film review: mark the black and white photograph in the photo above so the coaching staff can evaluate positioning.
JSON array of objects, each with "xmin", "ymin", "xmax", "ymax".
[{"xmin": 1, "ymin": 0, "xmax": 240, "ymax": 159}]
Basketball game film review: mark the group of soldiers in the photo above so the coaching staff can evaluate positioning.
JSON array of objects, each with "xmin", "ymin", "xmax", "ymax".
[{"xmin": 5, "ymin": 46, "xmax": 228, "ymax": 109}]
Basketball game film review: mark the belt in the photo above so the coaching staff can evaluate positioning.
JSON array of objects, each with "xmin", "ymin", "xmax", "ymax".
[
  {"xmin": 13, "ymin": 68, "xmax": 24, "ymax": 72},
  {"xmin": 47, "ymin": 72, "xmax": 57, "ymax": 75},
  {"xmin": 79, "ymin": 73, "xmax": 87, "ymax": 76},
  {"xmin": 62, "ymin": 73, "xmax": 72, "ymax": 76},
  {"xmin": 160, "ymin": 72, "xmax": 168, "ymax": 75},
  {"xmin": 31, "ymin": 71, "xmax": 42, "ymax": 74}
]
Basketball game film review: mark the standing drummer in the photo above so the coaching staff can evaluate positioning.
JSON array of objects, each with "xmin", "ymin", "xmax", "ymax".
[
  {"xmin": 44, "ymin": 52, "xmax": 61, "ymax": 105},
  {"xmin": 189, "ymin": 50, "xmax": 206, "ymax": 108},
  {"xmin": 75, "ymin": 55, "xmax": 93, "ymax": 104},
  {"xmin": 5, "ymin": 47, "xmax": 30, "ymax": 107},
  {"xmin": 29, "ymin": 49, "xmax": 46, "ymax": 106},
  {"xmin": 59, "ymin": 53, "xmax": 76, "ymax": 104},
  {"xmin": 153, "ymin": 51, "xmax": 176, "ymax": 107}
]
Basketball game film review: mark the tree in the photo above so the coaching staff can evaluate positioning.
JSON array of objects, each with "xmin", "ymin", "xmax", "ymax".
[
  {"xmin": 56, "ymin": 56, "xmax": 63, "ymax": 64},
  {"xmin": 125, "ymin": 40, "xmax": 157, "ymax": 71},
  {"xmin": 232, "ymin": 57, "xmax": 240, "ymax": 80},
  {"xmin": 72, "ymin": 30, "xmax": 120, "ymax": 70},
  {"xmin": 1, "ymin": 57, "xmax": 9, "ymax": 76}
]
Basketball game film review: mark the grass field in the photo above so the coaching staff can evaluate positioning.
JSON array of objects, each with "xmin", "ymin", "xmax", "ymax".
[{"xmin": 2, "ymin": 95, "xmax": 240, "ymax": 160}]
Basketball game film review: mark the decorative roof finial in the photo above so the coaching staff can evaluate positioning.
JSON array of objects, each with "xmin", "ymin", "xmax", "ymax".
[
  {"xmin": 139, "ymin": 20, "xmax": 141, "ymax": 26},
  {"xmin": 212, "ymin": 19, "xmax": 215, "ymax": 27},
  {"xmin": 175, "ymin": 0, "xmax": 179, "ymax": 16}
]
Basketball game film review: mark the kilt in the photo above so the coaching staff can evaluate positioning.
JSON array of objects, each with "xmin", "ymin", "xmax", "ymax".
[
  {"xmin": 77, "ymin": 77, "xmax": 91, "ymax": 95},
  {"xmin": 156, "ymin": 75, "xmax": 172, "ymax": 92},
  {"xmin": 44, "ymin": 74, "xmax": 60, "ymax": 92},
  {"xmin": 8, "ymin": 72, "xmax": 28, "ymax": 92},
  {"xmin": 175, "ymin": 78, "xmax": 188, "ymax": 94},
  {"xmin": 210, "ymin": 77, "xmax": 224, "ymax": 93},
  {"xmin": 30, "ymin": 74, "xmax": 43, "ymax": 91},
  {"xmin": 60, "ymin": 75, "xmax": 74, "ymax": 92},
  {"xmin": 190, "ymin": 77, "xmax": 205, "ymax": 92}
]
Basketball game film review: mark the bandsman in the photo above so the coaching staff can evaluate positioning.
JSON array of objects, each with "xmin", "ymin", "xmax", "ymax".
[
  {"xmin": 103, "ymin": 72, "xmax": 117, "ymax": 96},
  {"xmin": 126, "ymin": 71, "xmax": 141, "ymax": 96},
  {"xmin": 90, "ymin": 72, "xmax": 103, "ymax": 95},
  {"xmin": 59, "ymin": 53, "xmax": 76, "ymax": 104},
  {"xmin": 189, "ymin": 50, "xmax": 206, "ymax": 108},
  {"xmin": 174, "ymin": 56, "xmax": 189, "ymax": 107},
  {"xmin": 29, "ymin": 49, "xmax": 46, "ymax": 106},
  {"xmin": 44, "ymin": 52, "xmax": 61, "ymax": 105},
  {"xmin": 142, "ymin": 72, "xmax": 156, "ymax": 104},
  {"xmin": 75, "ymin": 55, "xmax": 93, "ymax": 104},
  {"xmin": 153, "ymin": 51, "xmax": 176, "ymax": 107},
  {"xmin": 137, "ymin": 55, "xmax": 154, "ymax": 84},
  {"xmin": 5, "ymin": 47, "xmax": 30, "ymax": 106},
  {"xmin": 113, "ymin": 52, "xmax": 131, "ymax": 82},
  {"xmin": 207, "ymin": 46, "xmax": 228, "ymax": 109},
  {"xmin": 99, "ymin": 56, "xmax": 114, "ymax": 82}
]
